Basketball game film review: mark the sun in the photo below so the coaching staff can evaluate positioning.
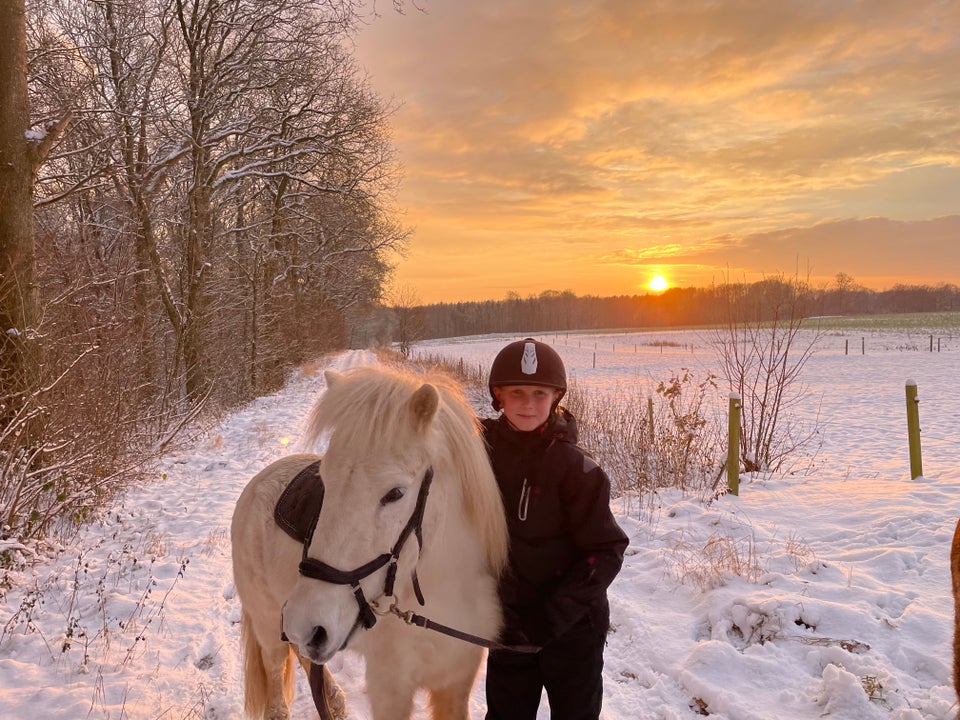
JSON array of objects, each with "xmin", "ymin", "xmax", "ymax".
[{"xmin": 648, "ymin": 274, "xmax": 669, "ymax": 293}]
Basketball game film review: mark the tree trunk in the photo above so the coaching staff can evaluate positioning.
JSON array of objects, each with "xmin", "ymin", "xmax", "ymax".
[{"xmin": 0, "ymin": 0, "xmax": 40, "ymax": 417}]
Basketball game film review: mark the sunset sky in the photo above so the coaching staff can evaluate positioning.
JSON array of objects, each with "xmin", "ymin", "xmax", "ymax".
[{"xmin": 353, "ymin": 1, "xmax": 960, "ymax": 304}]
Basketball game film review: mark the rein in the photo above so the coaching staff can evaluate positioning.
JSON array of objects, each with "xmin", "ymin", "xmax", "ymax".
[{"xmin": 372, "ymin": 600, "xmax": 541, "ymax": 654}]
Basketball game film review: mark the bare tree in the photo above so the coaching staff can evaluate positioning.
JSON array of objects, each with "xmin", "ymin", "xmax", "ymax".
[
  {"xmin": 165, "ymin": 0, "xmax": 402, "ymax": 400},
  {"xmin": 1, "ymin": 0, "xmax": 41, "ymax": 422},
  {"xmin": 2, "ymin": 0, "xmax": 407, "ymax": 549},
  {"xmin": 389, "ymin": 284, "xmax": 425, "ymax": 357},
  {"xmin": 711, "ymin": 274, "xmax": 822, "ymax": 473}
]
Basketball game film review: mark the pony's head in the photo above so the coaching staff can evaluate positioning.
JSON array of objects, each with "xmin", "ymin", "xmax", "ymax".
[{"xmin": 280, "ymin": 365, "xmax": 507, "ymax": 665}]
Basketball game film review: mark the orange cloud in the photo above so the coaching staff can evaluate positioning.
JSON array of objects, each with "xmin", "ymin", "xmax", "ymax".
[{"xmin": 356, "ymin": 1, "xmax": 960, "ymax": 303}]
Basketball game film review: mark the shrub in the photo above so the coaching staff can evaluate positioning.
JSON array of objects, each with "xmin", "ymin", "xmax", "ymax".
[
  {"xmin": 710, "ymin": 274, "xmax": 822, "ymax": 473},
  {"xmin": 570, "ymin": 370, "xmax": 725, "ymax": 504}
]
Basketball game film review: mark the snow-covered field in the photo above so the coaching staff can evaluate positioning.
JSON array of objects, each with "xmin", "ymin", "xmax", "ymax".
[{"xmin": 2, "ymin": 327, "xmax": 959, "ymax": 719}]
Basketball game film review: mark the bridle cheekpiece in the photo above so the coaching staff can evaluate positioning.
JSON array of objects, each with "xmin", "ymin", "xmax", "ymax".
[{"xmin": 296, "ymin": 466, "xmax": 434, "ymax": 630}]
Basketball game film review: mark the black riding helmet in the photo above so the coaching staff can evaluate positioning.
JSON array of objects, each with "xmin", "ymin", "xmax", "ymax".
[{"xmin": 488, "ymin": 338, "xmax": 567, "ymax": 411}]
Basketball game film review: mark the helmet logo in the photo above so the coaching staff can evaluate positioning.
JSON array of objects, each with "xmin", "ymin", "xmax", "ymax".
[{"xmin": 521, "ymin": 342, "xmax": 538, "ymax": 375}]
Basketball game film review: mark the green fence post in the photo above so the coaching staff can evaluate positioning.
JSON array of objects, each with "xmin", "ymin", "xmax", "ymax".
[
  {"xmin": 727, "ymin": 393, "xmax": 741, "ymax": 495},
  {"xmin": 905, "ymin": 380, "xmax": 923, "ymax": 479}
]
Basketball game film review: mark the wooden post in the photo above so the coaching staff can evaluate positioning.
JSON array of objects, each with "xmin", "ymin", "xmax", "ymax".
[
  {"xmin": 905, "ymin": 380, "xmax": 923, "ymax": 479},
  {"xmin": 845, "ymin": 339, "xmax": 849, "ymax": 355},
  {"xmin": 862, "ymin": 337, "xmax": 865, "ymax": 355},
  {"xmin": 727, "ymin": 394, "xmax": 741, "ymax": 495}
]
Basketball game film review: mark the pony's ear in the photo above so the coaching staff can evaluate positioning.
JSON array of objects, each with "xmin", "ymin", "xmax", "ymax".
[
  {"xmin": 324, "ymin": 370, "xmax": 343, "ymax": 389},
  {"xmin": 409, "ymin": 383, "xmax": 439, "ymax": 434}
]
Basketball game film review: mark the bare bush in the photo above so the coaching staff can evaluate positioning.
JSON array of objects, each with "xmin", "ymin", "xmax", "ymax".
[
  {"xmin": 0, "ymin": 275, "xmax": 204, "ymax": 558},
  {"xmin": 570, "ymin": 371, "xmax": 725, "ymax": 504},
  {"xmin": 404, "ymin": 353, "xmax": 726, "ymax": 504},
  {"xmin": 710, "ymin": 274, "xmax": 823, "ymax": 473}
]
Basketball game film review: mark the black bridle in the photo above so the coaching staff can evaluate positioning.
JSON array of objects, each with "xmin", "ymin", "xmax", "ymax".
[
  {"xmin": 296, "ymin": 466, "xmax": 434, "ymax": 630},
  {"xmin": 284, "ymin": 462, "xmax": 538, "ymax": 720}
]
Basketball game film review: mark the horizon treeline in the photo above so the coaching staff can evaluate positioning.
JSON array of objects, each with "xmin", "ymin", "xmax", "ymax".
[{"xmin": 409, "ymin": 278, "xmax": 960, "ymax": 340}]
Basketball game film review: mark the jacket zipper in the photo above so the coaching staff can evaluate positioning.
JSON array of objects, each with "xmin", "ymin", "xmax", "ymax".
[{"xmin": 518, "ymin": 478, "xmax": 530, "ymax": 521}]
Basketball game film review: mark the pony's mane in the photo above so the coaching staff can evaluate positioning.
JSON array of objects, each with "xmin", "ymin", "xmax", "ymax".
[{"xmin": 302, "ymin": 364, "xmax": 508, "ymax": 575}]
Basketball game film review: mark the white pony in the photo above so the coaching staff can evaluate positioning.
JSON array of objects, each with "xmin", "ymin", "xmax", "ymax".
[{"xmin": 231, "ymin": 365, "xmax": 509, "ymax": 720}]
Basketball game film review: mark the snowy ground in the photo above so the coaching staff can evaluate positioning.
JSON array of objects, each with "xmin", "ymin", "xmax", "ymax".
[{"xmin": 1, "ymin": 328, "xmax": 959, "ymax": 719}]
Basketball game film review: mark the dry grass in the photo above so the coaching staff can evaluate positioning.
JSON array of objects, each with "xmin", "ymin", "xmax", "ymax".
[
  {"xmin": 669, "ymin": 531, "xmax": 763, "ymax": 590},
  {"xmin": 666, "ymin": 527, "xmax": 819, "ymax": 590}
]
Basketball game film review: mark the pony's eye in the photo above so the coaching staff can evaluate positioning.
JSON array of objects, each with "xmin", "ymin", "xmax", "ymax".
[{"xmin": 380, "ymin": 487, "xmax": 406, "ymax": 506}]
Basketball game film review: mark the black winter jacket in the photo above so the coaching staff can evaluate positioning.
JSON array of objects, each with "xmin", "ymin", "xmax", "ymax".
[{"xmin": 481, "ymin": 409, "xmax": 628, "ymax": 647}]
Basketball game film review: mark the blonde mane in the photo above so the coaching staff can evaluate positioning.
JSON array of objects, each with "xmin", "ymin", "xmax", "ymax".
[{"xmin": 301, "ymin": 364, "xmax": 508, "ymax": 576}]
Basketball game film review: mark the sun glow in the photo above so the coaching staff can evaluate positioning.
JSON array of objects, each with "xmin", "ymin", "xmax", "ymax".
[{"xmin": 648, "ymin": 274, "xmax": 669, "ymax": 292}]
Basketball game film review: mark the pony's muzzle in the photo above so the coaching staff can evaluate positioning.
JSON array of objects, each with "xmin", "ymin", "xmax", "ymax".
[
  {"xmin": 307, "ymin": 625, "xmax": 329, "ymax": 652},
  {"xmin": 281, "ymin": 600, "xmax": 341, "ymax": 664}
]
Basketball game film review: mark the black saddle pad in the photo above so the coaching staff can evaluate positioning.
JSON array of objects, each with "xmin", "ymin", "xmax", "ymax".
[{"xmin": 274, "ymin": 459, "xmax": 323, "ymax": 543}]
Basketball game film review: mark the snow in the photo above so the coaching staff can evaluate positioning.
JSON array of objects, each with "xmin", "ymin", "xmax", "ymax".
[{"xmin": 1, "ymin": 331, "xmax": 959, "ymax": 719}]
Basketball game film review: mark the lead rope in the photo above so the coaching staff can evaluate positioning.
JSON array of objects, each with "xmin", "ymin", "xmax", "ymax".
[
  {"xmin": 309, "ymin": 663, "xmax": 338, "ymax": 720},
  {"xmin": 372, "ymin": 600, "xmax": 542, "ymax": 655}
]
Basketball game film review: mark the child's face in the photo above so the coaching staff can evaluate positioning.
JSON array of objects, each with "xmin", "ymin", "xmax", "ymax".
[{"xmin": 494, "ymin": 385, "xmax": 562, "ymax": 432}]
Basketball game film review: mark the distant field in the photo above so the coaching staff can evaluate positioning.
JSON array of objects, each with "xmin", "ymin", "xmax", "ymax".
[
  {"xmin": 802, "ymin": 310, "xmax": 960, "ymax": 332},
  {"xmin": 536, "ymin": 311, "xmax": 960, "ymax": 340}
]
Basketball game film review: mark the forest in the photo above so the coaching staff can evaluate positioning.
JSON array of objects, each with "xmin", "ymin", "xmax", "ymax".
[{"xmin": 1, "ymin": 0, "xmax": 404, "ymax": 547}]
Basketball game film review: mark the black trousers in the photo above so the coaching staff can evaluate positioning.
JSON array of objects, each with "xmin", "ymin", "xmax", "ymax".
[{"xmin": 485, "ymin": 615, "xmax": 606, "ymax": 720}]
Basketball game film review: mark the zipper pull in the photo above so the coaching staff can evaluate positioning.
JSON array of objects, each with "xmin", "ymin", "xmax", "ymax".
[{"xmin": 518, "ymin": 478, "xmax": 530, "ymax": 521}]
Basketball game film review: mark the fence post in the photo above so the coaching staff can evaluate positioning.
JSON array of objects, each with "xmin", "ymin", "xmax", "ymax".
[
  {"xmin": 905, "ymin": 380, "xmax": 923, "ymax": 479},
  {"xmin": 727, "ymin": 393, "xmax": 741, "ymax": 495}
]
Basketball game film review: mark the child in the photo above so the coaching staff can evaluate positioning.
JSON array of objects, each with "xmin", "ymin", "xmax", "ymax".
[{"xmin": 481, "ymin": 338, "xmax": 628, "ymax": 720}]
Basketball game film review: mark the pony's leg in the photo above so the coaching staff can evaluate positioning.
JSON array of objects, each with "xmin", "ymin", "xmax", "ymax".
[
  {"xmin": 427, "ymin": 675, "xmax": 475, "ymax": 720},
  {"xmin": 265, "ymin": 643, "xmax": 297, "ymax": 720},
  {"xmin": 241, "ymin": 611, "xmax": 296, "ymax": 720},
  {"xmin": 365, "ymin": 666, "xmax": 416, "ymax": 720},
  {"xmin": 294, "ymin": 653, "xmax": 349, "ymax": 720}
]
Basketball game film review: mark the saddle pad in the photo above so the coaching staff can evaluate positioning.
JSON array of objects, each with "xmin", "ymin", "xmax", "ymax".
[{"xmin": 274, "ymin": 459, "xmax": 323, "ymax": 543}]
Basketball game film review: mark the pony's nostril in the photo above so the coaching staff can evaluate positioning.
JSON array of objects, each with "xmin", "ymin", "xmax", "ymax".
[{"xmin": 308, "ymin": 625, "xmax": 328, "ymax": 649}]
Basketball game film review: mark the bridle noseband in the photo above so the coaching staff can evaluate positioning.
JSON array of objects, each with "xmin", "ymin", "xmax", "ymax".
[{"xmin": 296, "ymin": 466, "xmax": 434, "ymax": 630}]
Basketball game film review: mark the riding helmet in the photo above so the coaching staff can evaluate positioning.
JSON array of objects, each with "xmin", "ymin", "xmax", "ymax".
[{"xmin": 488, "ymin": 338, "xmax": 567, "ymax": 411}]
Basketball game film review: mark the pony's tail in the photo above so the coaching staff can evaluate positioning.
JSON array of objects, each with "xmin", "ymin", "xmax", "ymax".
[{"xmin": 241, "ymin": 609, "xmax": 296, "ymax": 718}]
